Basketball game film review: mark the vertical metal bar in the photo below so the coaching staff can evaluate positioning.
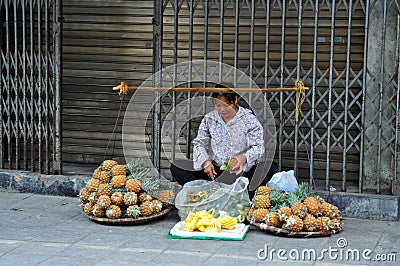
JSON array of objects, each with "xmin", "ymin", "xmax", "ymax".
[
  {"xmin": 249, "ymin": 0, "xmax": 255, "ymax": 88},
  {"xmin": 153, "ymin": 0, "xmax": 163, "ymax": 170},
  {"xmin": 171, "ymin": 0, "xmax": 179, "ymax": 162},
  {"xmin": 218, "ymin": 0, "xmax": 224, "ymax": 82},
  {"xmin": 233, "ymin": 0, "xmax": 239, "ymax": 87},
  {"xmin": 22, "ymin": 0, "xmax": 27, "ymax": 170},
  {"xmin": 45, "ymin": 0, "xmax": 50, "ymax": 174},
  {"xmin": 326, "ymin": 0, "xmax": 336, "ymax": 191},
  {"xmin": 186, "ymin": 0, "xmax": 194, "ymax": 159},
  {"xmin": 360, "ymin": 0, "xmax": 370, "ymax": 193},
  {"xmin": 278, "ymin": 0, "xmax": 286, "ymax": 171},
  {"xmin": 5, "ymin": 0, "xmax": 11, "ymax": 169},
  {"xmin": 264, "ymin": 0, "xmax": 271, "ymax": 160},
  {"xmin": 13, "ymin": 0, "xmax": 19, "ymax": 170},
  {"xmin": 264, "ymin": 0, "xmax": 270, "ymax": 89},
  {"xmin": 310, "ymin": 0, "xmax": 319, "ymax": 186},
  {"xmin": 53, "ymin": 0, "xmax": 63, "ymax": 174},
  {"xmin": 294, "ymin": 0, "xmax": 303, "ymax": 175},
  {"xmin": 342, "ymin": 0, "xmax": 353, "ymax": 192},
  {"xmin": 394, "ymin": 14, "xmax": 400, "ymax": 195},
  {"xmin": 38, "ymin": 0, "xmax": 42, "ymax": 173},
  {"xmin": 30, "ymin": 0, "xmax": 34, "ymax": 171},
  {"xmin": 377, "ymin": 0, "xmax": 388, "ymax": 194},
  {"xmin": 203, "ymin": 0, "xmax": 209, "ymax": 87},
  {"xmin": 0, "ymin": 0, "xmax": 3, "ymax": 169}
]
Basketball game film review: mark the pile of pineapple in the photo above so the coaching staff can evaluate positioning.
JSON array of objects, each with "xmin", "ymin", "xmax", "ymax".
[
  {"xmin": 79, "ymin": 159, "xmax": 175, "ymax": 220},
  {"xmin": 247, "ymin": 183, "xmax": 342, "ymax": 233}
]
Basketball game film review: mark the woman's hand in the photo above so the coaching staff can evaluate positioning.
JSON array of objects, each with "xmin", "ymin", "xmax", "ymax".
[
  {"xmin": 229, "ymin": 155, "xmax": 247, "ymax": 175},
  {"xmin": 203, "ymin": 160, "xmax": 217, "ymax": 181}
]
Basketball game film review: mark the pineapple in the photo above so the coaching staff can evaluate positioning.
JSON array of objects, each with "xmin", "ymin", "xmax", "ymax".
[
  {"xmin": 97, "ymin": 195, "xmax": 111, "ymax": 209},
  {"xmin": 157, "ymin": 190, "xmax": 175, "ymax": 207},
  {"xmin": 111, "ymin": 191, "xmax": 124, "ymax": 206},
  {"xmin": 97, "ymin": 183, "xmax": 113, "ymax": 196},
  {"xmin": 251, "ymin": 195, "xmax": 271, "ymax": 209},
  {"xmin": 139, "ymin": 192, "xmax": 152, "ymax": 202},
  {"xmin": 140, "ymin": 201, "xmax": 154, "ymax": 216},
  {"xmin": 88, "ymin": 192, "xmax": 98, "ymax": 204},
  {"xmin": 86, "ymin": 178, "xmax": 100, "ymax": 192},
  {"xmin": 98, "ymin": 171, "xmax": 111, "ymax": 183},
  {"xmin": 315, "ymin": 217, "xmax": 334, "ymax": 232},
  {"xmin": 125, "ymin": 179, "xmax": 141, "ymax": 193},
  {"xmin": 151, "ymin": 199, "xmax": 163, "ymax": 213},
  {"xmin": 126, "ymin": 205, "xmax": 141, "ymax": 218},
  {"xmin": 304, "ymin": 197, "xmax": 320, "ymax": 216},
  {"xmin": 320, "ymin": 202, "xmax": 339, "ymax": 219},
  {"xmin": 92, "ymin": 204, "xmax": 106, "ymax": 217},
  {"xmin": 101, "ymin": 160, "xmax": 117, "ymax": 171},
  {"xmin": 106, "ymin": 205, "xmax": 122, "ymax": 219},
  {"xmin": 303, "ymin": 213, "xmax": 317, "ymax": 232},
  {"xmin": 315, "ymin": 195, "xmax": 326, "ymax": 204},
  {"xmin": 331, "ymin": 217, "xmax": 342, "ymax": 230},
  {"xmin": 82, "ymin": 202, "xmax": 94, "ymax": 215},
  {"xmin": 110, "ymin": 164, "xmax": 126, "ymax": 177},
  {"xmin": 283, "ymin": 215, "xmax": 303, "ymax": 232},
  {"xmin": 79, "ymin": 187, "xmax": 91, "ymax": 203},
  {"xmin": 123, "ymin": 192, "xmax": 138, "ymax": 206},
  {"xmin": 291, "ymin": 202, "xmax": 308, "ymax": 219},
  {"xmin": 92, "ymin": 168, "xmax": 101, "ymax": 179},
  {"xmin": 111, "ymin": 175, "xmax": 127, "ymax": 188},
  {"xmin": 264, "ymin": 212, "xmax": 281, "ymax": 227},
  {"xmin": 278, "ymin": 206, "xmax": 292, "ymax": 222},
  {"xmin": 247, "ymin": 208, "xmax": 268, "ymax": 223},
  {"xmin": 255, "ymin": 186, "xmax": 272, "ymax": 196}
]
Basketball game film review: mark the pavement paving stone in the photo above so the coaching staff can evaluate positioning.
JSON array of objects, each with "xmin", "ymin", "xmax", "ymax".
[
  {"xmin": 0, "ymin": 253, "xmax": 52, "ymax": 266},
  {"xmin": 74, "ymin": 232, "xmax": 133, "ymax": 248},
  {"xmin": 31, "ymin": 229, "xmax": 90, "ymax": 244},
  {"xmin": 6, "ymin": 241, "xmax": 70, "ymax": 256},
  {"xmin": 205, "ymin": 253, "xmax": 261, "ymax": 265},
  {"xmin": 151, "ymin": 250, "xmax": 211, "ymax": 264},
  {"xmin": 39, "ymin": 256, "xmax": 96, "ymax": 266},
  {"xmin": 0, "ymin": 191, "xmax": 399, "ymax": 265}
]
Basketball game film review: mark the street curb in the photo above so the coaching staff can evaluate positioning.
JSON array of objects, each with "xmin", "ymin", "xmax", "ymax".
[
  {"xmin": 316, "ymin": 191, "xmax": 400, "ymax": 221},
  {"xmin": 0, "ymin": 170, "xmax": 87, "ymax": 197},
  {"xmin": 1, "ymin": 169, "xmax": 399, "ymax": 221}
]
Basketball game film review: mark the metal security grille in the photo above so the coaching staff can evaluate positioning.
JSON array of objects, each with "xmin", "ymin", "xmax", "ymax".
[
  {"xmin": 0, "ymin": 0, "xmax": 62, "ymax": 174},
  {"xmin": 153, "ymin": 0, "xmax": 400, "ymax": 195}
]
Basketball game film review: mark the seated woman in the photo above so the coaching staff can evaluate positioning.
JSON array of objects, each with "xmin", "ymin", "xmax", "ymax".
[{"xmin": 170, "ymin": 86, "xmax": 278, "ymax": 196}]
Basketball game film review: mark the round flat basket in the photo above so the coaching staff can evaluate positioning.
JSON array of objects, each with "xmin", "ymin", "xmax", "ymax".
[
  {"xmin": 85, "ymin": 206, "xmax": 173, "ymax": 225},
  {"xmin": 252, "ymin": 222, "xmax": 343, "ymax": 237}
]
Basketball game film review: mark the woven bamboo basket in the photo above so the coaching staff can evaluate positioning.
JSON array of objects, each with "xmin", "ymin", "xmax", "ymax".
[
  {"xmin": 85, "ymin": 206, "xmax": 173, "ymax": 225},
  {"xmin": 251, "ymin": 222, "xmax": 343, "ymax": 237}
]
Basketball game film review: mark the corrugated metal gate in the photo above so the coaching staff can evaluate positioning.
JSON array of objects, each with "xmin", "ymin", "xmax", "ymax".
[
  {"xmin": 153, "ymin": 0, "xmax": 400, "ymax": 195},
  {"xmin": 0, "ymin": 0, "xmax": 62, "ymax": 174}
]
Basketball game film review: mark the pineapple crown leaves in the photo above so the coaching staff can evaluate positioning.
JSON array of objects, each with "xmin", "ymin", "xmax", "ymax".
[
  {"xmin": 125, "ymin": 159, "xmax": 160, "ymax": 197},
  {"xmin": 293, "ymin": 182, "xmax": 315, "ymax": 201}
]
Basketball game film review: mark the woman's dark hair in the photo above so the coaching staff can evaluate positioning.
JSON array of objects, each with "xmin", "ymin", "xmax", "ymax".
[{"xmin": 211, "ymin": 83, "xmax": 238, "ymax": 104}]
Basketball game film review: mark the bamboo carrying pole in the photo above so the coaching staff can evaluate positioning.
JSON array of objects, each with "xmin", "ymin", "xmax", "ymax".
[
  {"xmin": 113, "ymin": 80, "xmax": 308, "ymax": 94},
  {"xmin": 113, "ymin": 80, "xmax": 308, "ymax": 121}
]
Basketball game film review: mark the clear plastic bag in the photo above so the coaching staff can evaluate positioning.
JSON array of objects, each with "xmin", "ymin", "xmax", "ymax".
[
  {"xmin": 267, "ymin": 170, "xmax": 298, "ymax": 192},
  {"xmin": 174, "ymin": 176, "xmax": 251, "ymax": 220}
]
